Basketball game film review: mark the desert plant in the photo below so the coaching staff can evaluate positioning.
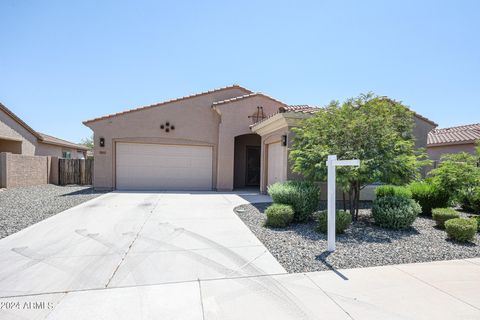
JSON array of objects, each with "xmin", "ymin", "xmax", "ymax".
[
  {"xmin": 432, "ymin": 208, "xmax": 459, "ymax": 229},
  {"xmin": 372, "ymin": 196, "xmax": 421, "ymax": 229},
  {"xmin": 444, "ymin": 218, "xmax": 477, "ymax": 242},
  {"xmin": 316, "ymin": 210, "xmax": 352, "ymax": 234},
  {"xmin": 267, "ymin": 181, "xmax": 320, "ymax": 222},
  {"xmin": 409, "ymin": 181, "xmax": 450, "ymax": 215},
  {"xmin": 375, "ymin": 185, "xmax": 412, "ymax": 199},
  {"xmin": 458, "ymin": 186, "xmax": 480, "ymax": 214},
  {"xmin": 264, "ymin": 204, "xmax": 294, "ymax": 228}
]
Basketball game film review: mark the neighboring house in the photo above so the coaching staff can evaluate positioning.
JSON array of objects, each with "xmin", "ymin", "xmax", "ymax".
[
  {"xmin": 84, "ymin": 85, "xmax": 436, "ymax": 192},
  {"xmin": 0, "ymin": 103, "xmax": 89, "ymax": 158},
  {"xmin": 427, "ymin": 123, "xmax": 480, "ymax": 166}
]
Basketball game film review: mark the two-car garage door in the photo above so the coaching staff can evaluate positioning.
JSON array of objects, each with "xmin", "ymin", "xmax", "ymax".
[{"xmin": 116, "ymin": 143, "xmax": 213, "ymax": 190}]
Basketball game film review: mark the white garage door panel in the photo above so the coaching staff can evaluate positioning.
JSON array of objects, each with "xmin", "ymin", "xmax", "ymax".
[
  {"xmin": 267, "ymin": 142, "xmax": 284, "ymax": 186},
  {"xmin": 116, "ymin": 143, "xmax": 213, "ymax": 190}
]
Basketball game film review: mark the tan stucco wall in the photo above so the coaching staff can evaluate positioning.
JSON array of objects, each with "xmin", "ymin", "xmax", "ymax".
[
  {"xmin": 0, "ymin": 139, "xmax": 22, "ymax": 154},
  {"xmin": 0, "ymin": 108, "xmax": 37, "ymax": 155},
  {"xmin": 413, "ymin": 116, "xmax": 436, "ymax": 150},
  {"xmin": 35, "ymin": 142, "xmax": 84, "ymax": 159},
  {"xmin": 427, "ymin": 143, "xmax": 476, "ymax": 161},
  {"xmin": 85, "ymin": 87, "xmax": 250, "ymax": 190},
  {"xmin": 215, "ymin": 96, "xmax": 283, "ymax": 190},
  {"xmin": 258, "ymin": 126, "xmax": 289, "ymax": 193}
]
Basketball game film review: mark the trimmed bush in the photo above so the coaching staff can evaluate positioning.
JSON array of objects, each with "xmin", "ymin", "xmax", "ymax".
[
  {"xmin": 316, "ymin": 210, "xmax": 352, "ymax": 234},
  {"xmin": 409, "ymin": 181, "xmax": 450, "ymax": 215},
  {"xmin": 267, "ymin": 181, "xmax": 320, "ymax": 222},
  {"xmin": 372, "ymin": 196, "xmax": 421, "ymax": 229},
  {"xmin": 432, "ymin": 208, "xmax": 459, "ymax": 229},
  {"xmin": 265, "ymin": 204, "xmax": 294, "ymax": 228},
  {"xmin": 375, "ymin": 185, "xmax": 412, "ymax": 199},
  {"xmin": 445, "ymin": 218, "xmax": 477, "ymax": 242},
  {"xmin": 458, "ymin": 187, "xmax": 480, "ymax": 214},
  {"xmin": 471, "ymin": 215, "xmax": 480, "ymax": 232}
]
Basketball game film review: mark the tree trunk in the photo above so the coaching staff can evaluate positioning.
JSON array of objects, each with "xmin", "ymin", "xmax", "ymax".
[
  {"xmin": 349, "ymin": 185, "xmax": 355, "ymax": 220},
  {"xmin": 354, "ymin": 182, "xmax": 361, "ymax": 220},
  {"xmin": 342, "ymin": 192, "xmax": 347, "ymax": 211}
]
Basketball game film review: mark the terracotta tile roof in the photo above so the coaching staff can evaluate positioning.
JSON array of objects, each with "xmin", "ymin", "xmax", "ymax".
[
  {"xmin": 279, "ymin": 105, "xmax": 321, "ymax": 114},
  {"xmin": 83, "ymin": 84, "xmax": 252, "ymax": 124},
  {"xmin": 250, "ymin": 105, "xmax": 320, "ymax": 128},
  {"xmin": 253, "ymin": 103, "xmax": 435, "ymax": 130},
  {"xmin": 428, "ymin": 123, "xmax": 480, "ymax": 146},
  {"xmin": 211, "ymin": 92, "xmax": 287, "ymax": 107},
  {"xmin": 38, "ymin": 132, "xmax": 90, "ymax": 150},
  {"xmin": 284, "ymin": 101, "xmax": 438, "ymax": 127}
]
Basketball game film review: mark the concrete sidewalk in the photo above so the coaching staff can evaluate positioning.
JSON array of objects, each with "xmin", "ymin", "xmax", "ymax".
[{"xmin": 2, "ymin": 258, "xmax": 480, "ymax": 319}]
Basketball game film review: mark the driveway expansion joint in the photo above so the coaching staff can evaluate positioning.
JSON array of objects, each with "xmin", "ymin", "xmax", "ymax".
[
  {"xmin": 104, "ymin": 198, "xmax": 161, "ymax": 288},
  {"xmin": 392, "ymin": 265, "xmax": 480, "ymax": 312},
  {"xmin": 304, "ymin": 273, "xmax": 355, "ymax": 320}
]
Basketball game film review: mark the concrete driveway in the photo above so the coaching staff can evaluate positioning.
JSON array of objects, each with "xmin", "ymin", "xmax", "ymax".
[{"xmin": 0, "ymin": 191, "xmax": 285, "ymax": 318}]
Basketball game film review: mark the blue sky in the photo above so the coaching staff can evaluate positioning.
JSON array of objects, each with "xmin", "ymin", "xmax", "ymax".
[{"xmin": 1, "ymin": 0, "xmax": 479, "ymax": 143}]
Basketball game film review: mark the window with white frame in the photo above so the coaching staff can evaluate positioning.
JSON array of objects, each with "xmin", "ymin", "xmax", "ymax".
[{"xmin": 62, "ymin": 150, "xmax": 72, "ymax": 159}]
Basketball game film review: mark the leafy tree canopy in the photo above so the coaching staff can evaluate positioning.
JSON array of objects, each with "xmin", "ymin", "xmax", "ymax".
[
  {"xmin": 289, "ymin": 93, "xmax": 428, "ymax": 218},
  {"xmin": 80, "ymin": 135, "xmax": 94, "ymax": 149},
  {"xmin": 428, "ymin": 152, "xmax": 480, "ymax": 200}
]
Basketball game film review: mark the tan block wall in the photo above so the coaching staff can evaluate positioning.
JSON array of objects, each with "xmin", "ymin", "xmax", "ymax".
[{"xmin": 0, "ymin": 152, "xmax": 48, "ymax": 188}]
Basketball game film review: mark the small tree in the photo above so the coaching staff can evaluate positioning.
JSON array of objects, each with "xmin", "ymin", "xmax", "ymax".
[
  {"xmin": 80, "ymin": 135, "xmax": 94, "ymax": 149},
  {"xmin": 290, "ymin": 93, "xmax": 427, "ymax": 220},
  {"xmin": 428, "ymin": 152, "xmax": 480, "ymax": 201}
]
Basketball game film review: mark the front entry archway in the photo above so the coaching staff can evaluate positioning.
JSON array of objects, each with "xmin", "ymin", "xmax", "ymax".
[{"xmin": 234, "ymin": 134, "xmax": 261, "ymax": 189}]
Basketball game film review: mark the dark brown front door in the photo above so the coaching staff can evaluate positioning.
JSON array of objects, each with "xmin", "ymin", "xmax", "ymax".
[{"xmin": 245, "ymin": 146, "xmax": 261, "ymax": 186}]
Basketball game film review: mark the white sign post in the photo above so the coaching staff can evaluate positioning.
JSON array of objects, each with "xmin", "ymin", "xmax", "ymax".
[{"xmin": 326, "ymin": 155, "xmax": 360, "ymax": 252}]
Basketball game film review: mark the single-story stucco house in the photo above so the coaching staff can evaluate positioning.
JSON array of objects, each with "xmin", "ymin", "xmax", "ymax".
[
  {"xmin": 428, "ymin": 123, "xmax": 480, "ymax": 166},
  {"xmin": 83, "ymin": 85, "xmax": 437, "ymax": 192},
  {"xmin": 0, "ymin": 102, "xmax": 89, "ymax": 158}
]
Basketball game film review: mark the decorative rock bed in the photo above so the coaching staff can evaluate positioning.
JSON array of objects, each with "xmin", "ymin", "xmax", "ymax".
[
  {"xmin": 0, "ymin": 185, "xmax": 106, "ymax": 239},
  {"xmin": 235, "ymin": 202, "xmax": 480, "ymax": 273}
]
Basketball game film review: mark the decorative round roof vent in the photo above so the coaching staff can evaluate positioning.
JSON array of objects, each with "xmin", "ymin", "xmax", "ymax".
[{"xmin": 160, "ymin": 121, "xmax": 174, "ymax": 132}]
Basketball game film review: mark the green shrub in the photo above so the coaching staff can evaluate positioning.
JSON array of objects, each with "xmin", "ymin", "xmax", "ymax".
[
  {"xmin": 372, "ymin": 196, "xmax": 421, "ymax": 229},
  {"xmin": 458, "ymin": 187, "xmax": 480, "ymax": 214},
  {"xmin": 444, "ymin": 218, "xmax": 477, "ymax": 242},
  {"xmin": 316, "ymin": 210, "xmax": 352, "ymax": 234},
  {"xmin": 375, "ymin": 185, "xmax": 412, "ymax": 199},
  {"xmin": 432, "ymin": 208, "xmax": 459, "ymax": 229},
  {"xmin": 409, "ymin": 181, "xmax": 450, "ymax": 215},
  {"xmin": 267, "ymin": 181, "xmax": 320, "ymax": 222},
  {"xmin": 265, "ymin": 204, "xmax": 294, "ymax": 228},
  {"xmin": 471, "ymin": 215, "xmax": 480, "ymax": 232},
  {"xmin": 428, "ymin": 152, "xmax": 480, "ymax": 202}
]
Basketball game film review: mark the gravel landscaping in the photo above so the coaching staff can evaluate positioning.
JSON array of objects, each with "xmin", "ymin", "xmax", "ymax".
[
  {"xmin": 0, "ymin": 185, "xmax": 106, "ymax": 239},
  {"xmin": 235, "ymin": 202, "xmax": 480, "ymax": 273}
]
